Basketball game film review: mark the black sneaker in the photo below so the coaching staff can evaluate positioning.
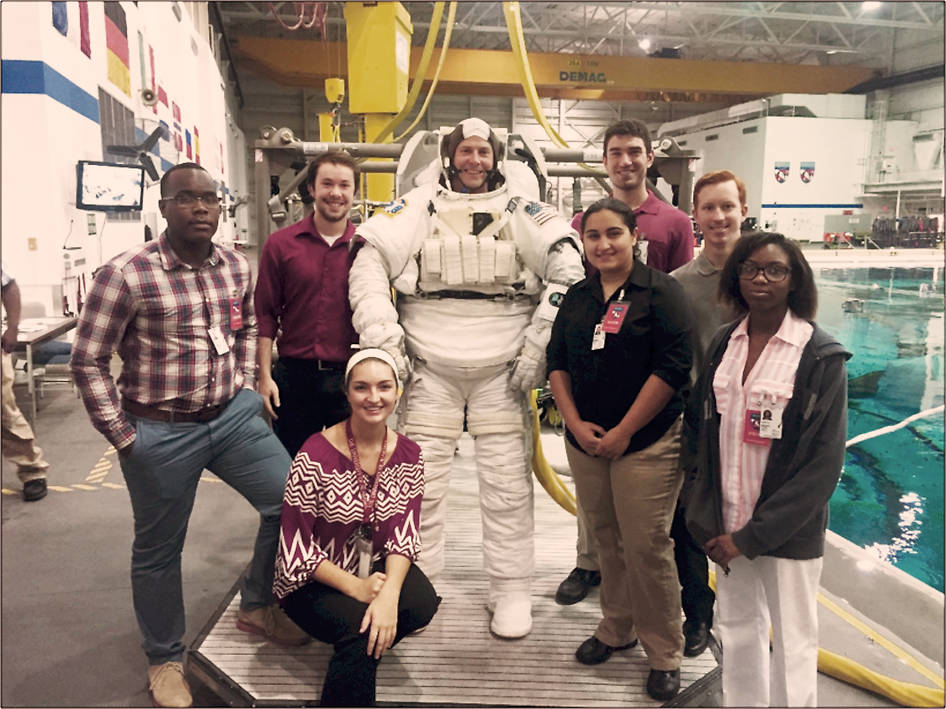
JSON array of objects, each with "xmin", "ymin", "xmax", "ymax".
[
  {"xmin": 555, "ymin": 567, "xmax": 601, "ymax": 605},
  {"xmin": 23, "ymin": 478, "xmax": 47, "ymax": 502}
]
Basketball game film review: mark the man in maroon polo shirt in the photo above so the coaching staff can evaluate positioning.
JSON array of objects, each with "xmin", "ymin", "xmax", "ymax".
[
  {"xmin": 557, "ymin": 119, "xmax": 694, "ymax": 606},
  {"xmin": 254, "ymin": 151, "xmax": 360, "ymax": 457}
]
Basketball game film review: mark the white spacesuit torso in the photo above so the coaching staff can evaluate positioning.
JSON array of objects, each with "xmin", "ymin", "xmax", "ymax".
[{"xmin": 354, "ymin": 163, "xmax": 581, "ymax": 368}]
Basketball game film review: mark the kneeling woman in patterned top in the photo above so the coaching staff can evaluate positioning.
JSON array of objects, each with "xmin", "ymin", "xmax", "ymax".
[{"xmin": 274, "ymin": 348, "xmax": 440, "ymax": 707}]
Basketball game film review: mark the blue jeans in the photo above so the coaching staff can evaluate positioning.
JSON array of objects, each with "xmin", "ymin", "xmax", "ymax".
[{"xmin": 119, "ymin": 388, "xmax": 291, "ymax": 664}]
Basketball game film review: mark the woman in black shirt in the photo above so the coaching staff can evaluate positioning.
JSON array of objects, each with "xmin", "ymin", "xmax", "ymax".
[{"xmin": 547, "ymin": 198, "xmax": 691, "ymax": 701}]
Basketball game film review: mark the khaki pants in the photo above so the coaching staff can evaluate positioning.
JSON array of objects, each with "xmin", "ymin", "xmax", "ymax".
[
  {"xmin": 565, "ymin": 418, "xmax": 684, "ymax": 670},
  {"xmin": 1, "ymin": 352, "xmax": 48, "ymax": 482}
]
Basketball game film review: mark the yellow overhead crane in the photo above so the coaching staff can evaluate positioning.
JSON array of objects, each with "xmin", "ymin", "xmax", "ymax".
[{"xmin": 232, "ymin": 37, "xmax": 878, "ymax": 103}]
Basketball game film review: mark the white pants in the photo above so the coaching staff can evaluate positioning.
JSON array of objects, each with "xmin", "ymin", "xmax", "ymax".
[
  {"xmin": 716, "ymin": 555, "xmax": 823, "ymax": 707},
  {"xmin": 401, "ymin": 359, "xmax": 534, "ymax": 593}
]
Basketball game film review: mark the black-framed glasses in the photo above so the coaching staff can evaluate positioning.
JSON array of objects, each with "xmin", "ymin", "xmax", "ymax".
[
  {"xmin": 163, "ymin": 192, "xmax": 222, "ymax": 208},
  {"xmin": 737, "ymin": 261, "xmax": 791, "ymax": 282}
]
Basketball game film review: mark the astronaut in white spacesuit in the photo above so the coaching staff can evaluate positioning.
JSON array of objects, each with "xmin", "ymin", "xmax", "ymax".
[{"xmin": 349, "ymin": 118, "xmax": 584, "ymax": 638}]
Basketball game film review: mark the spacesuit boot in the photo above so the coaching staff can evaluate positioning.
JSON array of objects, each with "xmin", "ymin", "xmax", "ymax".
[{"xmin": 488, "ymin": 578, "xmax": 533, "ymax": 639}]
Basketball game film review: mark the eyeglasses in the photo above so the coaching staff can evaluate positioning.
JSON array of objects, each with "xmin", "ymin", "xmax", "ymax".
[
  {"xmin": 737, "ymin": 261, "xmax": 791, "ymax": 282},
  {"xmin": 163, "ymin": 192, "xmax": 222, "ymax": 208}
]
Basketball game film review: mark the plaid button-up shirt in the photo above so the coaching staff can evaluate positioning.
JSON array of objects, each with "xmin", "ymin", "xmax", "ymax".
[{"xmin": 71, "ymin": 233, "xmax": 258, "ymax": 450}]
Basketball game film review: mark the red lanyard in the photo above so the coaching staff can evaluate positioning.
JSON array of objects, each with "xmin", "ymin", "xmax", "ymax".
[{"xmin": 346, "ymin": 419, "xmax": 388, "ymax": 531}]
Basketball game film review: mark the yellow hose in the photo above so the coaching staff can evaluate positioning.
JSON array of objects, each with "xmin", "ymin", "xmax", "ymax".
[
  {"xmin": 705, "ymin": 570, "xmax": 944, "ymax": 706},
  {"xmin": 368, "ymin": 1, "xmax": 445, "ymax": 144},
  {"xmin": 529, "ymin": 390, "xmax": 576, "ymax": 515},
  {"xmin": 394, "ymin": 1, "xmax": 457, "ymax": 142},
  {"xmin": 818, "ymin": 648, "xmax": 944, "ymax": 707},
  {"xmin": 502, "ymin": 2, "xmax": 568, "ymax": 149},
  {"xmin": 502, "ymin": 2, "xmax": 600, "ymax": 174}
]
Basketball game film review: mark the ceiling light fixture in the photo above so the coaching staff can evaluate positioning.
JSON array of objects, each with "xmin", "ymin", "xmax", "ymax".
[
  {"xmin": 638, "ymin": 38, "xmax": 652, "ymax": 52},
  {"xmin": 861, "ymin": 1, "xmax": 882, "ymax": 12}
]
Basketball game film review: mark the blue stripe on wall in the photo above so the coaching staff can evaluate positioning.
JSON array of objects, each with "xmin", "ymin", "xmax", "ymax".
[
  {"xmin": 761, "ymin": 203, "xmax": 864, "ymax": 209},
  {"xmin": 2, "ymin": 59, "xmax": 99, "ymax": 123},
  {"xmin": 2, "ymin": 60, "xmax": 175, "ymax": 173}
]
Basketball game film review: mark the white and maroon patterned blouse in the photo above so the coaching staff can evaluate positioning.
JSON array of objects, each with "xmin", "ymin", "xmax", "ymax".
[{"xmin": 274, "ymin": 431, "xmax": 425, "ymax": 600}]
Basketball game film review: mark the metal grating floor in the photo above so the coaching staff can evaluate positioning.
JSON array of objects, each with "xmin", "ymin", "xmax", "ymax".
[{"xmin": 190, "ymin": 434, "xmax": 718, "ymax": 706}]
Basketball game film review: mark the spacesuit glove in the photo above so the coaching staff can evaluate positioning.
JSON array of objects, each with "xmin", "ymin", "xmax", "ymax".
[
  {"xmin": 510, "ymin": 336, "xmax": 547, "ymax": 395},
  {"xmin": 360, "ymin": 322, "xmax": 412, "ymax": 384},
  {"xmin": 385, "ymin": 344, "xmax": 412, "ymax": 386}
]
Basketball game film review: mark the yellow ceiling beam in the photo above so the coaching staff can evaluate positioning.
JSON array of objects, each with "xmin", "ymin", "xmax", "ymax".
[{"xmin": 233, "ymin": 36, "xmax": 879, "ymax": 100}]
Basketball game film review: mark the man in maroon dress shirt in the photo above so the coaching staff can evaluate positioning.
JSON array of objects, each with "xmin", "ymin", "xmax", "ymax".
[{"xmin": 254, "ymin": 152, "xmax": 361, "ymax": 456}]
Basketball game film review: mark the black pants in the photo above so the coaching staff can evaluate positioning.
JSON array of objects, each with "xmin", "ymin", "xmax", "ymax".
[
  {"xmin": 282, "ymin": 562, "xmax": 440, "ymax": 707},
  {"xmin": 671, "ymin": 504, "xmax": 715, "ymax": 627},
  {"xmin": 271, "ymin": 357, "xmax": 349, "ymax": 458}
]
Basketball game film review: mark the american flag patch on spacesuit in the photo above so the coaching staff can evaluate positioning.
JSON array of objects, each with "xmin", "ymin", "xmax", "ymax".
[
  {"xmin": 380, "ymin": 198, "xmax": 407, "ymax": 216},
  {"xmin": 524, "ymin": 201, "xmax": 558, "ymax": 226}
]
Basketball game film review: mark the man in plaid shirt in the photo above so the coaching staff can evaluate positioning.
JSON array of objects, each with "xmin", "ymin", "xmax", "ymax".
[{"xmin": 71, "ymin": 163, "xmax": 308, "ymax": 708}]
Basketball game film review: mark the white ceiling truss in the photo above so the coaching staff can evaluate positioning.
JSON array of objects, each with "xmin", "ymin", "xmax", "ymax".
[{"xmin": 215, "ymin": 1, "xmax": 944, "ymax": 71}]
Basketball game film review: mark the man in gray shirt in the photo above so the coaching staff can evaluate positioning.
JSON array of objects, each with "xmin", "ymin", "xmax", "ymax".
[{"xmin": 669, "ymin": 169, "xmax": 747, "ymax": 656}]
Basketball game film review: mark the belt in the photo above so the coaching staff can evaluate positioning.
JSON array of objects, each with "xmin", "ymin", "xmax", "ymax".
[
  {"xmin": 122, "ymin": 398, "xmax": 229, "ymax": 423},
  {"xmin": 278, "ymin": 356, "xmax": 346, "ymax": 371},
  {"xmin": 418, "ymin": 290, "xmax": 527, "ymax": 301}
]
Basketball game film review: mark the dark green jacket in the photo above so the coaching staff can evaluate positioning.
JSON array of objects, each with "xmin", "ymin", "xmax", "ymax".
[{"xmin": 683, "ymin": 320, "xmax": 851, "ymax": 560}]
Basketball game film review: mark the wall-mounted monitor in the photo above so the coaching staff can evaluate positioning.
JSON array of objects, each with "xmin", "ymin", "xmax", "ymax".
[{"xmin": 76, "ymin": 160, "xmax": 145, "ymax": 211}]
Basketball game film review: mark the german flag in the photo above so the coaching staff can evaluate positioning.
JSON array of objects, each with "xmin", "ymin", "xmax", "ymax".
[{"xmin": 105, "ymin": 2, "xmax": 130, "ymax": 96}]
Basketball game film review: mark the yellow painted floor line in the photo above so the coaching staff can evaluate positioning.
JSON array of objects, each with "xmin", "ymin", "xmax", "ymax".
[
  {"xmin": 1, "ymin": 488, "xmax": 17, "ymax": 496},
  {"xmin": 71, "ymin": 484, "xmax": 98, "ymax": 491},
  {"xmin": 47, "ymin": 485, "xmax": 74, "ymax": 492},
  {"xmin": 818, "ymin": 592, "xmax": 945, "ymax": 689},
  {"xmin": 101, "ymin": 482, "xmax": 126, "ymax": 489}
]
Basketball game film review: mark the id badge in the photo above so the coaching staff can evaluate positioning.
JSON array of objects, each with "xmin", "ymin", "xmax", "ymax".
[
  {"xmin": 208, "ymin": 326, "xmax": 230, "ymax": 355},
  {"xmin": 743, "ymin": 410, "xmax": 769, "ymax": 446},
  {"xmin": 229, "ymin": 296, "xmax": 243, "ymax": 331},
  {"xmin": 601, "ymin": 301, "xmax": 629, "ymax": 334},
  {"xmin": 355, "ymin": 535, "xmax": 373, "ymax": 579},
  {"xmin": 759, "ymin": 403, "xmax": 785, "ymax": 439},
  {"xmin": 591, "ymin": 322, "xmax": 606, "ymax": 350}
]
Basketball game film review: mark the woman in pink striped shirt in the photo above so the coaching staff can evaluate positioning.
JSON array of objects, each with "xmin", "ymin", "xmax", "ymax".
[{"xmin": 684, "ymin": 232, "xmax": 850, "ymax": 707}]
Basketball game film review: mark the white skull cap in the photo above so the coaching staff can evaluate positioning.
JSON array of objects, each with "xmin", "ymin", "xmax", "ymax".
[{"xmin": 458, "ymin": 117, "xmax": 492, "ymax": 141}]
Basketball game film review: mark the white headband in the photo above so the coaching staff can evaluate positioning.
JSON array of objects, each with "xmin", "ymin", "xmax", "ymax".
[
  {"xmin": 345, "ymin": 348, "xmax": 402, "ymax": 391},
  {"xmin": 458, "ymin": 117, "xmax": 491, "ymax": 142}
]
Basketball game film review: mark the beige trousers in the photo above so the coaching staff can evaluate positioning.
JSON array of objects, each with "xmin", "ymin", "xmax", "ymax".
[
  {"xmin": 565, "ymin": 418, "xmax": 684, "ymax": 670},
  {"xmin": 1, "ymin": 352, "xmax": 48, "ymax": 482}
]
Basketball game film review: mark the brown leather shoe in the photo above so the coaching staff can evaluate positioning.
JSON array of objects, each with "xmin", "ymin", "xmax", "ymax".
[
  {"xmin": 147, "ymin": 662, "xmax": 192, "ymax": 708},
  {"xmin": 236, "ymin": 604, "xmax": 310, "ymax": 646}
]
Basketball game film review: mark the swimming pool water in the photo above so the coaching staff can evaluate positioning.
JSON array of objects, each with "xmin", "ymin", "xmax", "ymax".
[{"xmin": 815, "ymin": 265, "xmax": 944, "ymax": 592}]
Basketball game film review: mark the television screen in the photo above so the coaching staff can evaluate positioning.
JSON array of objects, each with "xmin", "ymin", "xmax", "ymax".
[{"xmin": 76, "ymin": 160, "xmax": 145, "ymax": 211}]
